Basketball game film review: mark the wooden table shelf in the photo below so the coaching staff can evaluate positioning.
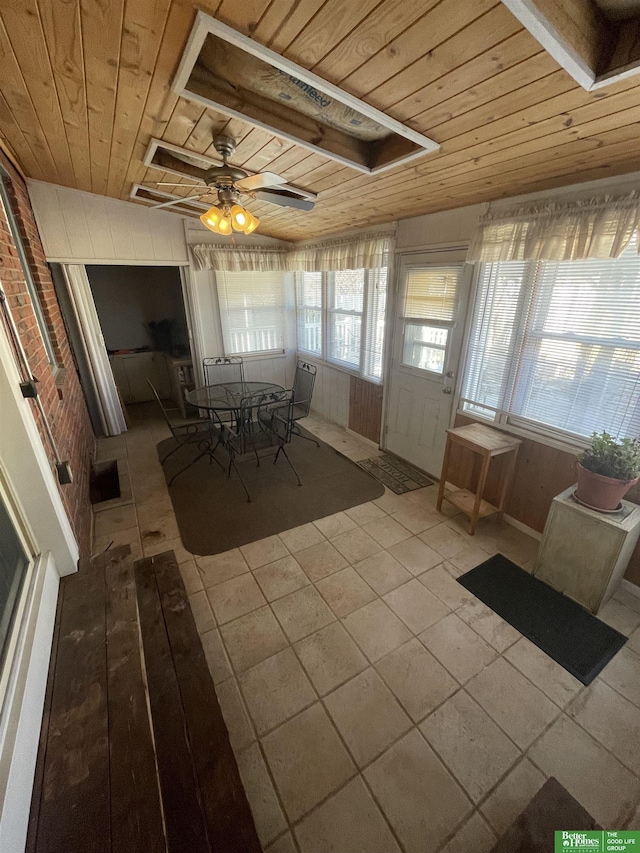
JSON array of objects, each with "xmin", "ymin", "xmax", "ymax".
[{"xmin": 437, "ymin": 424, "xmax": 521, "ymax": 535}]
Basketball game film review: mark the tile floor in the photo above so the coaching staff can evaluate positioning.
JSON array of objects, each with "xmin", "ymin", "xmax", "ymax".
[{"xmin": 93, "ymin": 402, "xmax": 640, "ymax": 853}]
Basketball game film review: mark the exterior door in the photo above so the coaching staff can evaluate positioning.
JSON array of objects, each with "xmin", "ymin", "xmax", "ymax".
[{"xmin": 384, "ymin": 250, "xmax": 473, "ymax": 477}]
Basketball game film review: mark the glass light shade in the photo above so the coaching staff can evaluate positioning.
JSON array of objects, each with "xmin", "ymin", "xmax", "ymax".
[
  {"xmin": 243, "ymin": 212, "xmax": 259, "ymax": 234},
  {"xmin": 230, "ymin": 204, "xmax": 248, "ymax": 230},
  {"xmin": 200, "ymin": 205, "xmax": 224, "ymax": 233},
  {"xmin": 218, "ymin": 215, "xmax": 232, "ymax": 235}
]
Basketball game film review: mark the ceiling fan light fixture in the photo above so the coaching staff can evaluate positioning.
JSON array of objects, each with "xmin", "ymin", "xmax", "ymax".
[
  {"xmin": 200, "ymin": 204, "xmax": 224, "ymax": 231},
  {"xmin": 230, "ymin": 203, "xmax": 248, "ymax": 229},
  {"xmin": 242, "ymin": 211, "xmax": 259, "ymax": 234}
]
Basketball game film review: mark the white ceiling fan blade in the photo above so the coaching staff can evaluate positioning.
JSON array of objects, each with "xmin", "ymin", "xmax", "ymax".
[
  {"xmin": 151, "ymin": 192, "xmax": 210, "ymax": 210},
  {"xmin": 255, "ymin": 190, "xmax": 315, "ymax": 211},
  {"xmin": 235, "ymin": 172, "xmax": 288, "ymax": 191},
  {"xmin": 155, "ymin": 182, "xmax": 206, "ymax": 187}
]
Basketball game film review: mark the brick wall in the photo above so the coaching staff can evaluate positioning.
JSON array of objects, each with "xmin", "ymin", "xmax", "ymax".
[{"xmin": 0, "ymin": 154, "xmax": 95, "ymax": 556}]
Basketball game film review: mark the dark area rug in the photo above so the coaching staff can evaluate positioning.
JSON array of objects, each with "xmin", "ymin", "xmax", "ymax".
[
  {"xmin": 158, "ymin": 428, "xmax": 385, "ymax": 555},
  {"xmin": 457, "ymin": 554, "xmax": 626, "ymax": 685},
  {"xmin": 356, "ymin": 453, "xmax": 433, "ymax": 494}
]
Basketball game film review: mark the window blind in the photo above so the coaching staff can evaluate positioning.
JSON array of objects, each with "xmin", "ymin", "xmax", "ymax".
[
  {"xmin": 216, "ymin": 270, "xmax": 286, "ymax": 356},
  {"xmin": 404, "ymin": 265, "xmax": 460, "ymax": 321},
  {"xmin": 328, "ymin": 269, "xmax": 364, "ymax": 369},
  {"xmin": 461, "ymin": 238, "xmax": 640, "ymax": 440},
  {"xmin": 296, "ymin": 272, "xmax": 322, "ymax": 355},
  {"xmin": 362, "ymin": 266, "xmax": 387, "ymax": 381}
]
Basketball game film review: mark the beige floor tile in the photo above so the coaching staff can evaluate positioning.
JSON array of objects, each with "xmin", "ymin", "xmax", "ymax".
[
  {"xmin": 239, "ymin": 648, "xmax": 316, "ymax": 735},
  {"xmin": 220, "ymin": 606, "xmax": 288, "ymax": 673},
  {"xmin": 614, "ymin": 586, "xmax": 640, "ymax": 615},
  {"xmin": 345, "ymin": 501, "xmax": 387, "ymax": 526},
  {"xmin": 629, "ymin": 628, "xmax": 640, "ymax": 656},
  {"xmin": 93, "ymin": 527, "xmax": 142, "ymax": 561},
  {"xmin": 376, "ymin": 639, "xmax": 458, "ymax": 723},
  {"xmin": 390, "ymin": 504, "xmax": 441, "ymax": 535},
  {"xmin": 383, "ymin": 579, "xmax": 450, "ymax": 634},
  {"xmin": 419, "ymin": 613, "xmax": 496, "ymax": 684},
  {"xmin": 215, "ymin": 677, "xmax": 255, "ymax": 753},
  {"xmin": 342, "ymin": 599, "xmax": 412, "ymax": 663},
  {"xmin": 364, "ymin": 729, "xmax": 472, "ymax": 853},
  {"xmin": 261, "ymin": 703, "xmax": 356, "ymax": 822},
  {"xmin": 188, "ymin": 590, "xmax": 216, "ymax": 635},
  {"xmin": 93, "ymin": 504, "xmax": 137, "ymax": 538},
  {"xmin": 240, "ymin": 534, "xmax": 289, "ymax": 569},
  {"xmin": 135, "ymin": 496, "xmax": 174, "ymax": 528},
  {"xmin": 363, "ymin": 516, "xmax": 412, "ymax": 548},
  {"xmin": 144, "ymin": 535, "xmax": 192, "ymax": 563},
  {"xmin": 566, "ymin": 680, "xmax": 640, "ymax": 773},
  {"xmin": 207, "ymin": 574, "xmax": 267, "ymax": 625},
  {"xmin": 331, "ymin": 527, "xmax": 381, "ymax": 563},
  {"xmin": 466, "ymin": 658, "xmax": 559, "ymax": 749},
  {"xmin": 138, "ymin": 503, "xmax": 180, "ymax": 549},
  {"xmin": 598, "ymin": 599, "xmax": 640, "ymax": 636},
  {"xmin": 295, "ymin": 540, "xmax": 348, "ymax": 582},
  {"xmin": 271, "ymin": 585, "xmax": 336, "ymax": 643},
  {"xmin": 373, "ymin": 489, "xmax": 425, "ymax": 515},
  {"xmin": 600, "ymin": 647, "xmax": 640, "ymax": 707},
  {"xmin": 480, "ymin": 758, "xmax": 546, "ymax": 837},
  {"xmin": 441, "ymin": 812, "xmax": 497, "ymax": 853},
  {"xmin": 295, "ymin": 776, "xmax": 402, "ymax": 853},
  {"xmin": 313, "ymin": 511, "xmax": 357, "ymax": 539},
  {"xmin": 420, "ymin": 691, "xmax": 520, "ymax": 803},
  {"xmin": 456, "ymin": 599, "xmax": 521, "ymax": 653},
  {"xmin": 279, "ymin": 522, "xmax": 325, "ymax": 553},
  {"xmin": 265, "ymin": 833, "xmax": 297, "ymax": 853},
  {"xmin": 131, "ymin": 479, "xmax": 170, "ymax": 507},
  {"xmin": 419, "ymin": 522, "xmax": 469, "ymax": 559},
  {"xmin": 353, "ymin": 551, "xmax": 412, "ymax": 595},
  {"xmin": 448, "ymin": 544, "xmax": 492, "ymax": 574},
  {"xmin": 324, "ymin": 668, "xmax": 412, "ymax": 767},
  {"xmin": 236, "ymin": 743, "xmax": 287, "ymax": 847},
  {"xmin": 196, "ymin": 548, "xmax": 249, "ymax": 587},
  {"xmin": 504, "ymin": 638, "xmax": 583, "ymax": 708},
  {"xmin": 201, "ymin": 628, "xmax": 232, "ymax": 684},
  {"xmin": 254, "ymin": 555, "xmax": 309, "ymax": 602},
  {"xmin": 294, "ymin": 622, "xmax": 368, "ymax": 695},
  {"xmin": 316, "ymin": 567, "xmax": 377, "ymax": 617},
  {"xmin": 529, "ymin": 715, "xmax": 640, "ymax": 828},
  {"xmin": 418, "ymin": 565, "xmax": 475, "ymax": 610},
  {"xmin": 387, "ymin": 537, "xmax": 442, "ymax": 576},
  {"xmin": 441, "ymin": 559, "xmax": 465, "ymax": 579},
  {"xmin": 179, "ymin": 559, "xmax": 203, "ymax": 595}
]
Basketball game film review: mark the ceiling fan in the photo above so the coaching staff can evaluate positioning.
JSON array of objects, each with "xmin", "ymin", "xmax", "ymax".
[{"xmin": 145, "ymin": 135, "xmax": 315, "ymax": 235}]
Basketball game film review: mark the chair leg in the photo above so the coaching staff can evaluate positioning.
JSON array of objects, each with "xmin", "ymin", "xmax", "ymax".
[
  {"xmin": 278, "ymin": 445, "xmax": 302, "ymax": 487},
  {"xmin": 292, "ymin": 422, "xmax": 320, "ymax": 448}
]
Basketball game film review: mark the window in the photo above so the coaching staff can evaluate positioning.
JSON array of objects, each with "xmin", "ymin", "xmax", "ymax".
[
  {"xmin": 296, "ymin": 266, "xmax": 388, "ymax": 382},
  {"xmin": 0, "ymin": 172, "xmax": 57, "ymax": 368},
  {"xmin": 216, "ymin": 270, "xmax": 286, "ymax": 356},
  {"xmin": 461, "ymin": 236, "xmax": 640, "ymax": 442},
  {"xmin": 0, "ymin": 494, "xmax": 29, "ymax": 676},
  {"xmin": 400, "ymin": 265, "xmax": 461, "ymax": 374}
]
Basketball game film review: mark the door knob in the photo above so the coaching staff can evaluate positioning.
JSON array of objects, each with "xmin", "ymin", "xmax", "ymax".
[{"xmin": 442, "ymin": 386, "xmax": 452, "ymax": 394}]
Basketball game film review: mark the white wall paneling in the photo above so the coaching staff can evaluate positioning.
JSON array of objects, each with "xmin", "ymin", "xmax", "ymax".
[
  {"xmin": 27, "ymin": 181, "xmax": 189, "ymax": 264},
  {"xmin": 301, "ymin": 356, "xmax": 350, "ymax": 428}
]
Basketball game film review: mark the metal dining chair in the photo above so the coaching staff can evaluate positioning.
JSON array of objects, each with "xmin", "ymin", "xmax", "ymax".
[
  {"xmin": 147, "ymin": 380, "xmax": 219, "ymax": 485},
  {"xmin": 289, "ymin": 359, "xmax": 320, "ymax": 447},
  {"xmin": 202, "ymin": 355, "xmax": 244, "ymax": 387},
  {"xmin": 217, "ymin": 389, "xmax": 302, "ymax": 502}
]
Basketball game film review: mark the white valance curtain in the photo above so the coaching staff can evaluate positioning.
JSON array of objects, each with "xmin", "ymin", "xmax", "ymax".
[
  {"xmin": 467, "ymin": 192, "xmax": 640, "ymax": 263},
  {"xmin": 190, "ymin": 244, "xmax": 290, "ymax": 272},
  {"xmin": 287, "ymin": 230, "xmax": 395, "ymax": 271},
  {"xmin": 190, "ymin": 230, "xmax": 395, "ymax": 272}
]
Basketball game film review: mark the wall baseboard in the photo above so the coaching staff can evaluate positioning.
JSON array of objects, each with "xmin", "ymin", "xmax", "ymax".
[
  {"xmin": 345, "ymin": 428, "xmax": 379, "ymax": 450},
  {"xmin": 621, "ymin": 578, "xmax": 640, "ymax": 598}
]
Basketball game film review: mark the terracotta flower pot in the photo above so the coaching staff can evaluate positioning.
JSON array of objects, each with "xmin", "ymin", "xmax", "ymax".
[{"xmin": 575, "ymin": 463, "xmax": 640, "ymax": 511}]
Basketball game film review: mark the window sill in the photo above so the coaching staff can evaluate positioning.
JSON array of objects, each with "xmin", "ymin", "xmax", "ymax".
[
  {"xmin": 455, "ymin": 408, "xmax": 588, "ymax": 457},
  {"xmin": 297, "ymin": 351, "xmax": 383, "ymax": 386}
]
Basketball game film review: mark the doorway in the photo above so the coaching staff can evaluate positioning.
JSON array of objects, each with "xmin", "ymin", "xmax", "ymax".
[{"xmin": 384, "ymin": 250, "xmax": 473, "ymax": 478}]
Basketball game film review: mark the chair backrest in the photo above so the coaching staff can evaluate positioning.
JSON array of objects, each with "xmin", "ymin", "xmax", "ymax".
[
  {"xmin": 248, "ymin": 389, "xmax": 295, "ymax": 445},
  {"xmin": 146, "ymin": 379, "xmax": 177, "ymax": 436},
  {"xmin": 292, "ymin": 360, "xmax": 317, "ymax": 418},
  {"xmin": 203, "ymin": 356, "xmax": 244, "ymax": 386}
]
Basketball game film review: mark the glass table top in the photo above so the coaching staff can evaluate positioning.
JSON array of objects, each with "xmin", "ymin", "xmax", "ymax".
[{"xmin": 185, "ymin": 381, "xmax": 285, "ymax": 411}]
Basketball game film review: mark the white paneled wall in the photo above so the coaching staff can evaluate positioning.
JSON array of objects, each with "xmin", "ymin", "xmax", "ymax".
[
  {"xmin": 301, "ymin": 356, "xmax": 350, "ymax": 427},
  {"xmin": 27, "ymin": 181, "xmax": 189, "ymax": 264}
]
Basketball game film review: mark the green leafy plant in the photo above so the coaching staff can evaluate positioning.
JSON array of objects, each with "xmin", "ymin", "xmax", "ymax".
[{"xmin": 578, "ymin": 432, "xmax": 640, "ymax": 482}]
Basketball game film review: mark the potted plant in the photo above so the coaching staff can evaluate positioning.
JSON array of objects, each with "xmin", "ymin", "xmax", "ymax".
[{"xmin": 575, "ymin": 431, "xmax": 640, "ymax": 511}]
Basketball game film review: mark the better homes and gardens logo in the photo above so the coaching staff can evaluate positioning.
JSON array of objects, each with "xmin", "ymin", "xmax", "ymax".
[{"xmin": 555, "ymin": 831, "xmax": 640, "ymax": 852}]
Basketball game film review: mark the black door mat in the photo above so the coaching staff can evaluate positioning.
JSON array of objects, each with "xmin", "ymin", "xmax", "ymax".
[
  {"xmin": 457, "ymin": 554, "xmax": 626, "ymax": 685},
  {"xmin": 356, "ymin": 453, "xmax": 433, "ymax": 494}
]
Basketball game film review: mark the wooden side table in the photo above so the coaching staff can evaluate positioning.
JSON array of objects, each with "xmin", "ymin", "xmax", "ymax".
[{"xmin": 437, "ymin": 424, "xmax": 522, "ymax": 534}]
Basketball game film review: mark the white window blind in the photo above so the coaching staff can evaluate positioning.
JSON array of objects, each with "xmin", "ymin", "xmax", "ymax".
[
  {"xmin": 401, "ymin": 265, "xmax": 462, "ymax": 374},
  {"xmin": 363, "ymin": 265, "xmax": 387, "ymax": 382},
  {"xmin": 296, "ymin": 272, "xmax": 322, "ymax": 355},
  {"xmin": 328, "ymin": 269, "xmax": 364, "ymax": 369},
  {"xmin": 461, "ymin": 238, "xmax": 640, "ymax": 441},
  {"xmin": 216, "ymin": 270, "xmax": 286, "ymax": 356}
]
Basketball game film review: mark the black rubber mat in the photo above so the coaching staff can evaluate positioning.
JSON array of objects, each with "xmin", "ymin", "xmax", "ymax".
[{"xmin": 457, "ymin": 554, "xmax": 626, "ymax": 685}]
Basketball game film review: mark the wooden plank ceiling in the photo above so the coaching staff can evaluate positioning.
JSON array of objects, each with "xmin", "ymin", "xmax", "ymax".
[{"xmin": 1, "ymin": 0, "xmax": 640, "ymax": 242}]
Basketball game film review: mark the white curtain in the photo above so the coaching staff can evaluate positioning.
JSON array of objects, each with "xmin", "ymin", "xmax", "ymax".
[
  {"xmin": 62, "ymin": 265, "xmax": 126, "ymax": 436},
  {"xmin": 287, "ymin": 230, "xmax": 395, "ymax": 271},
  {"xmin": 467, "ymin": 192, "xmax": 640, "ymax": 263},
  {"xmin": 190, "ymin": 244, "xmax": 290, "ymax": 272},
  {"xmin": 190, "ymin": 231, "xmax": 395, "ymax": 272}
]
